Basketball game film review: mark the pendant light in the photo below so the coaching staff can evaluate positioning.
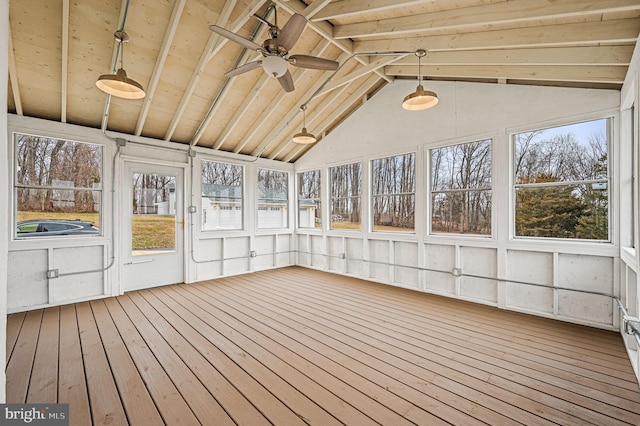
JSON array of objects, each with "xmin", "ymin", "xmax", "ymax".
[
  {"xmin": 292, "ymin": 105, "xmax": 317, "ymax": 144},
  {"xmin": 96, "ymin": 30, "xmax": 146, "ymax": 100},
  {"xmin": 402, "ymin": 49, "xmax": 438, "ymax": 111}
]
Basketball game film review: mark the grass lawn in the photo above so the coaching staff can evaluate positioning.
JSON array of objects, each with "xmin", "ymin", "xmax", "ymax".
[{"xmin": 18, "ymin": 211, "xmax": 175, "ymax": 249}]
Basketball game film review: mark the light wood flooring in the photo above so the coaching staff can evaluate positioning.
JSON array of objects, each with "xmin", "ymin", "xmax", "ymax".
[{"xmin": 6, "ymin": 266, "xmax": 640, "ymax": 425}]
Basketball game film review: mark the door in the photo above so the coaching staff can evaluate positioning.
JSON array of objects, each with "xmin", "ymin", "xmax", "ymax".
[{"xmin": 122, "ymin": 162, "xmax": 184, "ymax": 291}]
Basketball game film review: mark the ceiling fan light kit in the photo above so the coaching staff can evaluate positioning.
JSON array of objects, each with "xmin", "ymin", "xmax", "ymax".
[
  {"xmin": 209, "ymin": 11, "xmax": 339, "ymax": 93},
  {"xmin": 402, "ymin": 49, "xmax": 438, "ymax": 111},
  {"xmin": 96, "ymin": 30, "xmax": 146, "ymax": 100}
]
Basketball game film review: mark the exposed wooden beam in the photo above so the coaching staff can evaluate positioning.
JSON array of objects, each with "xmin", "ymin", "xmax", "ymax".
[
  {"xmin": 164, "ymin": 0, "xmax": 263, "ymax": 142},
  {"xmin": 134, "ymin": 0, "xmax": 187, "ymax": 136},
  {"xmin": 314, "ymin": 54, "xmax": 408, "ymax": 99},
  {"xmin": 312, "ymin": 0, "xmax": 436, "ymax": 21},
  {"xmin": 271, "ymin": 0, "xmax": 392, "ymax": 84},
  {"xmin": 61, "ymin": 0, "xmax": 69, "ymax": 123},
  {"xmin": 334, "ymin": 0, "xmax": 640, "ymax": 39},
  {"xmin": 302, "ymin": 0, "xmax": 333, "ymax": 20},
  {"xmin": 7, "ymin": 21, "xmax": 23, "ymax": 116},
  {"xmin": 385, "ymin": 64, "xmax": 628, "ymax": 84},
  {"xmin": 247, "ymin": 51, "xmax": 352, "ymax": 157},
  {"xmin": 280, "ymin": 74, "xmax": 383, "ymax": 162},
  {"xmin": 392, "ymin": 46, "xmax": 635, "ymax": 67},
  {"xmin": 354, "ymin": 18, "xmax": 640, "ymax": 53}
]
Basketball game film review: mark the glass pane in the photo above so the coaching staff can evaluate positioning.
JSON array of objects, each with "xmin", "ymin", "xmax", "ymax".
[
  {"xmin": 373, "ymin": 194, "xmax": 415, "ymax": 232},
  {"xmin": 514, "ymin": 119, "xmax": 608, "ymax": 184},
  {"xmin": 431, "ymin": 140, "xmax": 491, "ymax": 191},
  {"xmin": 132, "ymin": 173, "xmax": 176, "ymax": 254},
  {"xmin": 257, "ymin": 169, "xmax": 288, "ymax": 229},
  {"xmin": 331, "ymin": 197, "xmax": 361, "ymax": 230},
  {"xmin": 201, "ymin": 161, "xmax": 243, "ymax": 230},
  {"xmin": 15, "ymin": 134, "xmax": 102, "ymax": 188},
  {"xmin": 372, "ymin": 153, "xmax": 416, "ymax": 195},
  {"xmin": 431, "ymin": 190, "xmax": 491, "ymax": 235},
  {"xmin": 298, "ymin": 170, "xmax": 321, "ymax": 229},
  {"xmin": 515, "ymin": 183, "xmax": 608, "ymax": 239},
  {"xmin": 330, "ymin": 162, "xmax": 361, "ymax": 230},
  {"xmin": 15, "ymin": 188, "xmax": 101, "ymax": 237}
]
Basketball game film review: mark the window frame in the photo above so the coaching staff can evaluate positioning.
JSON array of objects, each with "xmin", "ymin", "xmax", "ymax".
[
  {"xmin": 371, "ymin": 152, "xmax": 416, "ymax": 234},
  {"xmin": 297, "ymin": 169, "xmax": 322, "ymax": 230},
  {"xmin": 257, "ymin": 168, "xmax": 289, "ymax": 230},
  {"xmin": 13, "ymin": 132, "xmax": 104, "ymax": 240},
  {"xmin": 511, "ymin": 117, "xmax": 612, "ymax": 242},
  {"xmin": 200, "ymin": 159, "xmax": 244, "ymax": 232},
  {"xmin": 329, "ymin": 161, "xmax": 362, "ymax": 231},
  {"xmin": 429, "ymin": 138, "xmax": 493, "ymax": 237}
]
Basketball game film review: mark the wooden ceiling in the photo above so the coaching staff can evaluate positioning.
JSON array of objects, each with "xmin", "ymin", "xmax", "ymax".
[{"xmin": 7, "ymin": 0, "xmax": 640, "ymax": 162}]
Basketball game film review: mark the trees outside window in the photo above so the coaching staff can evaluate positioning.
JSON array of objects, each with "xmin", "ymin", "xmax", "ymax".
[
  {"xmin": 431, "ymin": 139, "xmax": 492, "ymax": 235},
  {"xmin": 330, "ymin": 162, "xmax": 361, "ymax": 230},
  {"xmin": 201, "ymin": 160, "xmax": 243, "ymax": 230},
  {"xmin": 257, "ymin": 169, "xmax": 288, "ymax": 229},
  {"xmin": 298, "ymin": 170, "xmax": 321, "ymax": 229},
  {"xmin": 372, "ymin": 153, "xmax": 415, "ymax": 232},
  {"xmin": 514, "ymin": 118, "xmax": 609, "ymax": 240},
  {"xmin": 14, "ymin": 133, "xmax": 102, "ymax": 237}
]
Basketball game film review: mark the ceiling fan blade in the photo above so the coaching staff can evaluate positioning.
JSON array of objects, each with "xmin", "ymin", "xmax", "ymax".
[
  {"xmin": 224, "ymin": 60, "xmax": 262, "ymax": 78},
  {"xmin": 277, "ymin": 13, "xmax": 307, "ymax": 51},
  {"xmin": 277, "ymin": 70, "xmax": 295, "ymax": 92},
  {"xmin": 209, "ymin": 25, "xmax": 261, "ymax": 51},
  {"xmin": 290, "ymin": 55, "xmax": 339, "ymax": 71}
]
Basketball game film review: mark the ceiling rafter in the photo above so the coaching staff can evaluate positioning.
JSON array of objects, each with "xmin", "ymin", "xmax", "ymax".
[
  {"xmin": 396, "ymin": 46, "xmax": 636, "ymax": 67},
  {"xmin": 61, "ymin": 0, "xmax": 69, "ymax": 123},
  {"xmin": 163, "ymin": 0, "xmax": 263, "ymax": 142},
  {"xmin": 7, "ymin": 20, "xmax": 23, "ymax": 116},
  {"xmin": 272, "ymin": 0, "xmax": 392, "ymax": 84},
  {"xmin": 247, "ymin": 50, "xmax": 353, "ymax": 157},
  {"xmin": 134, "ymin": 0, "xmax": 187, "ymax": 136},
  {"xmin": 385, "ymin": 64, "xmax": 628, "ymax": 85},
  {"xmin": 312, "ymin": 0, "xmax": 435, "ymax": 21},
  {"xmin": 216, "ymin": 39, "xmax": 333, "ymax": 152},
  {"xmin": 353, "ymin": 18, "xmax": 640, "ymax": 53},
  {"xmin": 314, "ymin": 53, "xmax": 408, "ymax": 99},
  {"xmin": 280, "ymin": 74, "xmax": 383, "ymax": 162},
  {"xmin": 333, "ymin": 0, "xmax": 640, "ymax": 39}
]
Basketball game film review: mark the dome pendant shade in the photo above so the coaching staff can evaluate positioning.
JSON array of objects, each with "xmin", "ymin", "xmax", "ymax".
[
  {"xmin": 96, "ymin": 68, "xmax": 146, "ymax": 99},
  {"xmin": 292, "ymin": 127, "xmax": 317, "ymax": 144},
  {"xmin": 402, "ymin": 84, "xmax": 438, "ymax": 110},
  {"xmin": 262, "ymin": 55, "xmax": 288, "ymax": 78}
]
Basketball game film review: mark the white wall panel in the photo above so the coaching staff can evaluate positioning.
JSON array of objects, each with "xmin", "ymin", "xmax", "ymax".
[
  {"xmin": 50, "ymin": 246, "xmax": 104, "ymax": 303},
  {"xmin": 425, "ymin": 244, "xmax": 456, "ymax": 295},
  {"xmin": 7, "ymin": 250, "xmax": 48, "ymax": 309},
  {"xmin": 310, "ymin": 235, "xmax": 324, "ymax": 268},
  {"xmin": 328, "ymin": 236, "xmax": 344, "ymax": 271},
  {"xmin": 558, "ymin": 254, "xmax": 614, "ymax": 294},
  {"xmin": 506, "ymin": 283, "xmax": 554, "ymax": 314},
  {"xmin": 506, "ymin": 250, "xmax": 553, "ymax": 285},
  {"xmin": 460, "ymin": 277, "xmax": 497, "ymax": 304},
  {"xmin": 461, "ymin": 247, "xmax": 496, "ymax": 279},
  {"xmin": 394, "ymin": 241, "xmax": 419, "ymax": 288},
  {"xmin": 369, "ymin": 240, "xmax": 390, "ymax": 282},
  {"xmin": 346, "ymin": 238, "xmax": 363, "ymax": 275},
  {"xmin": 558, "ymin": 291, "xmax": 613, "ymax": 325}
]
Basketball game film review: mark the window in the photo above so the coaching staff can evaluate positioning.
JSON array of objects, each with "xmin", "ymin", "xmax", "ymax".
[
  {"xmin": 372, "ymin": 153, "xmax": 415, "ymax": 232},
  {"xmin": 297, "ymin": 170, "xmax": 321, "ymax": 229},
  {"xmin": 513, "ymin": 118, "xmax": 609, "ymax": 240},
  {"xmin": 330, "ymin": 162, "xmax": 361, "ymax": 230},
  {"xmin": 201, "ymin": 160, "xmax": 243, "ymax": 230},
  {"xmin": 257, "ymin": 169, "xmax": 288, "ymax": 229},
  {"xmin": 430, "ymin": 139, "xmax": 492, "ymax": 235},
  {"xmin": 14, "ymin": 133, "xmax": 102, "ymax": 238}
]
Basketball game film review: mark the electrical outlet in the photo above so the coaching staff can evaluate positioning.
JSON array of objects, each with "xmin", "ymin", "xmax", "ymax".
[
  {"xmin": 250, "ymin": 251, "xmax": 257, "ymax": 258},
  {"xmin": 46, "ymin": 269, "xmax": 59, "ymax": 279}
]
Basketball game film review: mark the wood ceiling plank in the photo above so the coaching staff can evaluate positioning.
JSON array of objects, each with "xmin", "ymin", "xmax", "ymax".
[
  {"xmin": 334, "ymin": 0, "xmax": 640, "ymax": 39},
  {"xmin": 7, "ymin": 20, "xmax": 23, "ymax": 116},
  {"xmin": 354, "ymin": 18, "xmax": 640, "ymax": 53},
  {"xmin": 61, "ymin": 0, "xmax": 69, "ymax": 123}
]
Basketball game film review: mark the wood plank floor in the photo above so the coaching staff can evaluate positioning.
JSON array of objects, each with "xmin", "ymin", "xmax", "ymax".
[{"xmin": 6, "ymin": 266, "xmax": 640, "ymax": 425}]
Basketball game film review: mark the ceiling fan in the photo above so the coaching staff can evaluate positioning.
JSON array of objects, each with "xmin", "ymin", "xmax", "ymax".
[{"xmin": 209, "ymin": 11, "xmax": 339, "ymax": 92}]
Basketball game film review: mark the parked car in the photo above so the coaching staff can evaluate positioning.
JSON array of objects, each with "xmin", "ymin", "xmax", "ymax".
[{"xmin": 16, "ymin": 219, "xmax": 99, "ymax": 237}]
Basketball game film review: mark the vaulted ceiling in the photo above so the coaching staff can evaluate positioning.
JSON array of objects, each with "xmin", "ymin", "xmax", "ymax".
[{"xmin": 7, "ymin": 0, "xmax": 640, "ymax": 162}]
